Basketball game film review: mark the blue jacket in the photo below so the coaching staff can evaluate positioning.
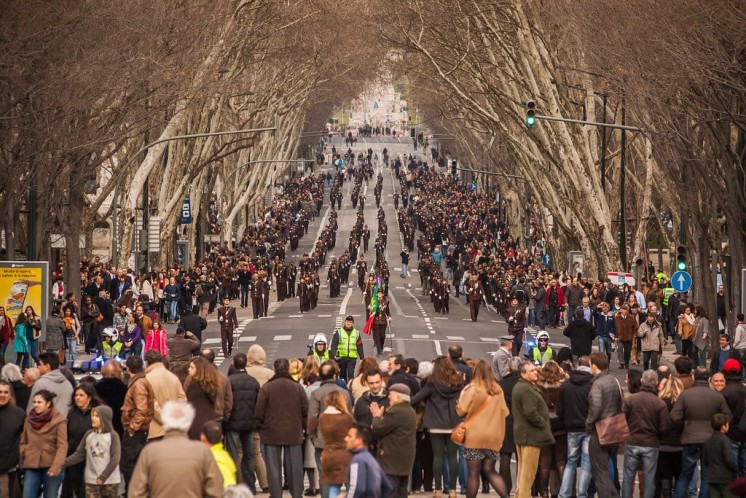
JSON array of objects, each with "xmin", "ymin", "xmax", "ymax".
[
  {"xmin": 348, "ymin": 448, "xmax": 393, "ymax": 498},
  {"xmin": 594, "ymin": 311, "xmax": 617, "ymax": 338}
]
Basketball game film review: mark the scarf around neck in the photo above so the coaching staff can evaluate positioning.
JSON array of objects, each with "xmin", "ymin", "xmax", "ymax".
[{"xmin": 29, "ymin": 407, "xmax": 54, "ymax": 430}]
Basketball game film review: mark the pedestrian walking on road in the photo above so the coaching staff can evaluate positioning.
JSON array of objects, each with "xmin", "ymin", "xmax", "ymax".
[
  {"xmin": 331, "ymin": 316, "xmax": 364, "ymax": 382},
  {"xmin": 120, "ymin": 356, "xmax": 155, "ymax": 493},
  {"xmin": 585, "ymin": 352, "xmax": 623, "ymax": 498},
  {"xmin": 224, "ymin": 353, "xmax": 260, "ymax": 493},
  {"xmin": 254, "ymin": 358, "xmax": 309, "ymax": 498},
  {"xmin": 370, "ymin": 383, "xmax": 417, "ymax": 498},
  {"xmin": 218, "ymin": 297, "xmax": 239, "ymax": 357},
  {"xmin": 512, "ymin": 360, "xmax": 555, "ymax": 498}
]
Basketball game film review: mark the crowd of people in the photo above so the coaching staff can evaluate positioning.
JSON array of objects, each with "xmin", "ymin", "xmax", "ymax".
[{"xmin": 2, "ymin": 138, "xmax": 746, "ymax": 498}]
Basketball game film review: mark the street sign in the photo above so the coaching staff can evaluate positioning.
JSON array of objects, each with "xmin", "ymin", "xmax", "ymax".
[
  {"xmin": 671, "ymin": 271, "xmax": 692, "ymax": 293},
  {"xmin": 180, "ymin": 197, "xmax": 192, "ymax": 224},
  {"xmin": 607, "ymin": 271, "xmax": 636, "ymax": 286}
]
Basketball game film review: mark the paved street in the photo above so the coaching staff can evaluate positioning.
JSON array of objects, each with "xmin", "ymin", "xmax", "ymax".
[{"xmin": 186, "ymin": 137, "xmax": 668, "ymax": 387}]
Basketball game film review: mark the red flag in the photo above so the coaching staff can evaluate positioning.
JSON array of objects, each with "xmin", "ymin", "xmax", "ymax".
[{"xmin": 362, "ymin": 314, "xmax": 375, "ymax": 335}]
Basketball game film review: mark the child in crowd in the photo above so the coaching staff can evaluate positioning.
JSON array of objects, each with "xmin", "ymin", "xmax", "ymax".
[
  {"xmin": 702, "ymin": 413, "xmax": 738, "ymax": 498},
  {"xmin": 201, "ymin": 420, "xmax": 237, "ymax": 488},
  {"xmin": 64, "ymin": 405, "xmax": 121, "ymax": 497}
]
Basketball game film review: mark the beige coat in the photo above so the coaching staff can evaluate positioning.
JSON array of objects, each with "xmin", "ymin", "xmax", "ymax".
[
  {"xmin": 20, "ymin": 409, "xmax": 68, "ymax": 474},
  {"xmin": 145, "ymin": 362, "xmax": 186, "ymax": 439},
  {"xmin": 246, "ymin": 345, "xmax": 274, "ymax": 386},
  {"xmin": 128, "ymin": 430, "xmax": 223, "ymax": 498},
  {"xmin": 456, "ymin": 383, "xmax": 509, "ymax": 451}
]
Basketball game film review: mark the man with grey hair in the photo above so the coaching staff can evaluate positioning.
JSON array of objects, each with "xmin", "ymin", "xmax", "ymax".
[
  {"xmin": 370, "ymin": 383, "xmax": 416, "ymax": 498},
  {"xmin": 1, "ymin": 363, "xmax": 30, "ymax": 409},
  {"xmin": 128, "ymin": 400, "xmax": 224, "ymax": 498},
  {"xmin": 621, "ymin": 370, "xmax": 672, "ymax": 498},
  {"xmin": 492, "ymin": 335, "xmax": 514, "ymax": 381}
]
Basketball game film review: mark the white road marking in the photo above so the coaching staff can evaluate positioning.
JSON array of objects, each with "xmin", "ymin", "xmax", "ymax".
[
  {"xmin": 412, "ymin": 334, "xmax": 430, "ymax": 339},
  {"xmin": 289, "ymin": 315, "xmax": 303, "ymax": 318},
  {"xmin": 317, "ymin": 314, "xmax": 332, "ymax": 317},
  {"xmin": 202, "ymin": 338, "xmax": 221, "ymax": 345},
  {"xmin": 480, "ymin": 338, "xmax": 500, "ymax": 342},
  {"xmin": 238, "ymin": 336, "xmax": 257, "ymax": 342},
  {"xmin": 434, "ymin": 340, "xmax": 443, "ymax": 355},
  {"xmin": 339, "ymin": 287, "xmax": 353, "ymax": 315},
  {"xmin": 273, "ymin": 335, "xmax": 292, "ymax": 341}
]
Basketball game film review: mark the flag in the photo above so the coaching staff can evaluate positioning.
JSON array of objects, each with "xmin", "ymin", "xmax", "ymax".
[{"xmin": 363, "ymin": 282, "xmax": 380, "ymax": 334}]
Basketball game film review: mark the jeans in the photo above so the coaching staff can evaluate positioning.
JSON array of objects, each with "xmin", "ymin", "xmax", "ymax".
[
  {"xmin": 23, "ymin": 468, "xmax": 64, "ymax": 498},
  {"xmin": 589, "ymin": 434, "xmax": 619, "ymax": 498},
  {"xmin": 314, "ymin": 447, "xmax": 329, "ymax": 498},
  {"xmin": 597, "ymin": 336, "xmax": 613, "ymax": 359},
  {"xmin": 28, "ymin": 338, "xmax": 39, "ymax": 366},
  {"xmin": 732, "ymin": 441, "xmax": 746, "ymax": 477},
  {"xmin": 167, "ymin": 300, "xmax": 178, "ymax": 322},
  {"xmin": 121, "ymin": 429, "xmax": 148, "ymax": 492},
  {"xmin": 674, "ymin": 443, "xmax": 708, "ymax": 498},
  {"xmin": 622, "ymin": 445, "xmax": 658, "ymax": 498},
  {"xmin": 559, "ymin": 432, "xmax": 591, "ymax": 498},
  {"xmin": 400, "ymin": 263, "xmax": 408, "ymax": 277},
  {"xmin": 240, "ymin": 285, "xmax": 250, "ymax": 307},
  {"xmin": 0, "ymin": 343, "xmax": 7, "ymax": 359},
  {"xmin": 528, "ymin": 308, "xmax": 536, "ymax": 326},
  {"xmin": 225, "ymin": 430, "xmax": 256, "ymax": 493},
  {"xmin": 328, "ymin": 484, "xmax": 342, "ymax": 498},
  {"xmin": 691, "ymin": 346, "xmax": 708, "ymax": 368},
  {"xmin": 66, "ymin": 337, "xmax": 77, "ymax": 361}
]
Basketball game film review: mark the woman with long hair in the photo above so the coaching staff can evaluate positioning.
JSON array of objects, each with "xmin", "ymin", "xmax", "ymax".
[
  {"xmin": 144, "ymin": 319, "xmax": 168, "ymax": 357},
  {"xmin": 14, "ymin": 312, "xmax": 30, "ymax": 370},
  {"xmin": 62, "ymin": 384, "xmax": 102, "ymax": 498},
  {"xmin": 656, "ymin": 368, "xmax": 684, "ymax": 497},
  {"xmin": 535, "ymin": 361, "xmax": 568, "ymax": 497},
  {"xmin": 185, "ymin": 356, "xmax": 220, "ymax": 440},
  {"xmin": 347, "ymin": 356, "xmax": 380, "ymax": 401},
  {"xmin": 25, "ymin": 305, "xmax": 42, "ymax": 367},
  {"xmin": 411, "ymin": 356, "xmax": 465, "ymax": 498},
  {"xmin": 318, "ymin": 390, "xmax": 355, "ymax": 498},
  {"xmin": 300, "ymin": 356, "xmax": 320, "ymax": 387},
  {"xmin": 20, "ymin": 390, "xmax": 68, "ymax": 498},
  {"xmin": 456, "ymin": 359, "xmax": 509, "ymax": 498}
]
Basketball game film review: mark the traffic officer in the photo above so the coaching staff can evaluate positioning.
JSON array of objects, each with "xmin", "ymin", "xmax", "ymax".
[
  {"xmin": 529, "ymin": 331, "xmax": 554, "ymax": 365},
  {"xmin": 330, "ymin": 315, "xmax": 364, "ymax": 382},
  {"xmin": 217, "ymin": 296, "xmax": 238, "ymax": 357},
  {"xmin": 371, "ymin": 290, "xmax": 391, "ymax": 355},
  {"xmin": 466, "ymin": 273, "xmax": 484, "ymax": 322},
  {"xmin": 308, "ymin": 333, "xmax": 330, "ymax": 363}
]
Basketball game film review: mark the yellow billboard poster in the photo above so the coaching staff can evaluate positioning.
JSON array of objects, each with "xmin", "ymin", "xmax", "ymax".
[{"xmin": 0, "ymin": 261, "xmax": 49, "ymax": 337}]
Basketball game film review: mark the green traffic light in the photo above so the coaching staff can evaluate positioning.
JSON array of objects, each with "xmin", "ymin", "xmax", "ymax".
[
  {"xmin": 677, "ymin": 261, "xmax": 687, "ymax": 271},
  {"xmin": 526, "ymin": 116, "xmax": 535, "ymax": 127}
]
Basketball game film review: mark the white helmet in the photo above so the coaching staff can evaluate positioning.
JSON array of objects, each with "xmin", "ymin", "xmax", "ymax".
[
  {"xmin": 536, "ymin": 330, "xmax": 550, "ymax": 342},
  {"xmin": 313, "ymin": 333, "xmax": 328, "ymax": 346},
  {"xmin": 102, "ymin": 327, "xmax": 119, "ymax": 339}
]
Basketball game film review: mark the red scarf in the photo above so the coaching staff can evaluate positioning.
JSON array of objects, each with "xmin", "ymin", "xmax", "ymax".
[{"xmin": 28, "ymin": 407, "xmax": 54, "ymax": 430}]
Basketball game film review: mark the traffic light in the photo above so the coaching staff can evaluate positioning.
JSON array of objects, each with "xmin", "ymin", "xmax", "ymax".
[
  {"xmin": 525, "ymin": 100, "xmax": 536, "ymax": 127},
  {"xmin": 676, "ymin": 245, "xmax": 687, "ymax": 271},
  {"xmin": 410, "ymin": 127, "xmax": 416, "ymax": 138},
  {"xmin": 417, "ymin": 132, "xmax": 424, "ymax": 144},
  {"xmin": 451, "ymin": 160, "xmax": 457, "ymax": 176}
]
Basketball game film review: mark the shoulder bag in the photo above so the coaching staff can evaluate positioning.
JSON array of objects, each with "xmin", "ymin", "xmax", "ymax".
[
  {"xmin": 451, "ymin": 393, "xmax": 489, "ymax": 445},
  {"xmin": 594, "ymin": 377, "xmax": 630, "ymax": 446}
]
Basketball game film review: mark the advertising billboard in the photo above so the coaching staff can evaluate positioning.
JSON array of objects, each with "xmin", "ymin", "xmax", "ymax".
[{"xmin": 0, "ymin": 261, "xmax": 49, "ymax": 338}]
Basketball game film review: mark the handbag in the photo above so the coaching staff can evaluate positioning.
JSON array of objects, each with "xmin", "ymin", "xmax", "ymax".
[
  {"xmin": 451, "ymin": 394, "xmax": 489, "ymax": 445},
  {"xmin": 594, "ymin": 378, "xmax": 630, "ymax": 446}
]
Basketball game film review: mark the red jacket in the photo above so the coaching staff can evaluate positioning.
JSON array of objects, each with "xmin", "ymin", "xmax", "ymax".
[
  {"xmin": 545, "ymin": 285, "xmax": 565, "ymax": 307},
  {"xmin": 0, "ymin": 315, "xmax": 13, "ymax": 345}
]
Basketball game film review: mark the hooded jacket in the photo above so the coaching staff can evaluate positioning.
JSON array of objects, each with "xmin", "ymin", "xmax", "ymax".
[
  {"xmin": 28, "ymin": 369, "xmax": 74, "ymax": 417},
  {"xmin": 64, "ymin": 405, "xmax": 121, "ymax": 485},
  {"xmin": 556, "ymin": 369, "xmax": 593, "ymax": 432},
  {"xmin": 410, "ymin": 381, "xmax": 464, "ymax": 430},
  {"xmin": 246, "ymin": 345, "xmax": 274, "ymax": 386}
]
